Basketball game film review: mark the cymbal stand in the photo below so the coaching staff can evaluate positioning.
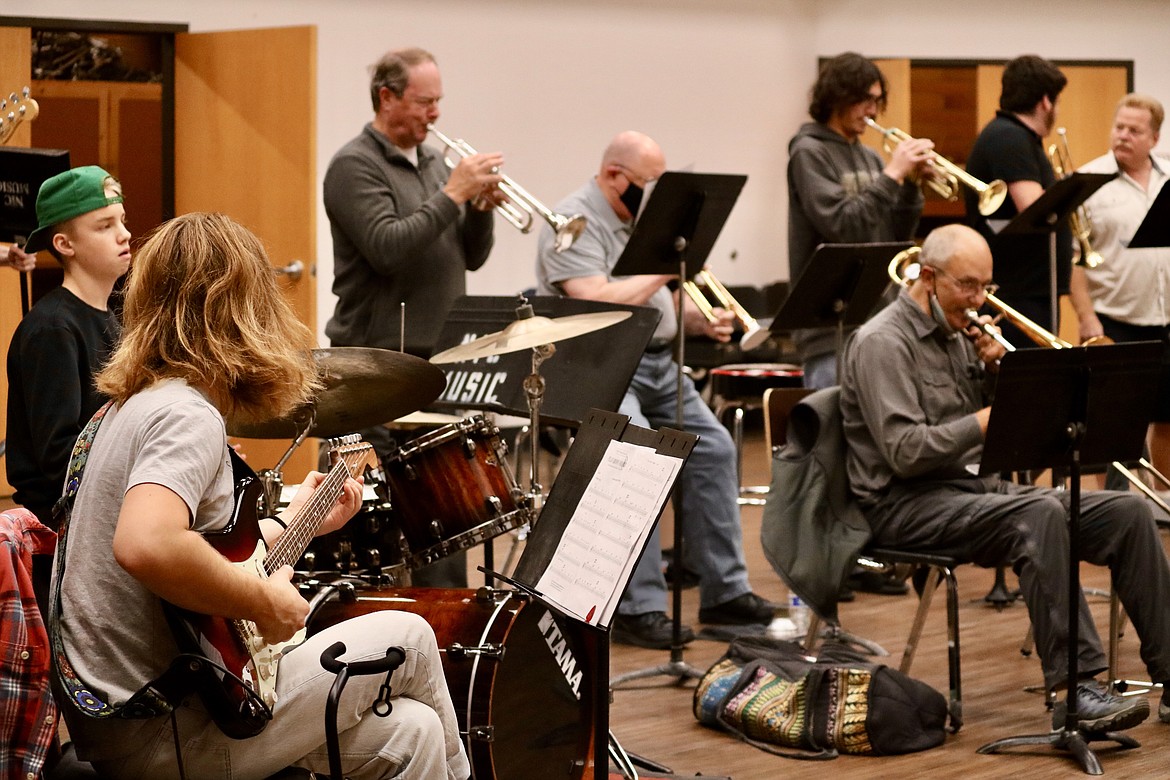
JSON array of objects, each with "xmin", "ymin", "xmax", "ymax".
[
  {"xmin": 523, "ymin": 340, "xmax": 555, "ymax": 515},
  {"xmin": 257, "ymin": 409, "xmax": 316, "ymax": 517}
]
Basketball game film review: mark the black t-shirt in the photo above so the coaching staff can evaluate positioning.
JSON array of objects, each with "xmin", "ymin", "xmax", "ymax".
[
  {"xmin": 6, "ymin": 286, "xmax": 119, "ymax": 525},
  {"xmin": 965, "ymin": 111, "xmax": 1073, "ymax": 302}
]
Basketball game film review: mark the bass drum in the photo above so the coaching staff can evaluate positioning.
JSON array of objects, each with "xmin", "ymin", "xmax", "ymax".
[{"xmin": 308, "ymin": 587, "xmax": 594, "ymax": 779}]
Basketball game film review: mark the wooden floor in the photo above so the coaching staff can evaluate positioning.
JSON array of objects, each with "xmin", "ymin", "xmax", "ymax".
[
  {"xmin": 490, "ymin": 423, "xmax": 1170, "ymax": 780},
  {"xmin": 11, "ymin": 419, "xmax": 1170, "ymax": 778}
]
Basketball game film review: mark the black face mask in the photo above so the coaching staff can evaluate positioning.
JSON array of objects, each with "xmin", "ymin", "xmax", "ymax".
[{"xmin": 619, "ymin": 180, "xmax": 644, "ymax": 218}]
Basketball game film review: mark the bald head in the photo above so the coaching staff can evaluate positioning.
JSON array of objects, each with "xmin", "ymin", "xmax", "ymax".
[
  {"xmin": 600, "ymin": 131, "xmax": 664, "ymax": 174},
  {"xmin": 920, "ymin": 223, "xmax": 991, "ymax": 272}
]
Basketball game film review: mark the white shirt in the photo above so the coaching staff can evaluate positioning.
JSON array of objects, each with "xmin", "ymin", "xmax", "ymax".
[{"xmin": 1079, "ymin": 152, "xmax": 1170, "ymax": 326}]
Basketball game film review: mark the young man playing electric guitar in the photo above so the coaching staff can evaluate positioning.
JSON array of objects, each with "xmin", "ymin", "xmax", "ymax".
[{"xmin": 50, "ymin": 213, "xmax": 470, "ymax": 780}]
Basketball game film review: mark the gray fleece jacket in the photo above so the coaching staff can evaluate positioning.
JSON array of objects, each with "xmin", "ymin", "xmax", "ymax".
[{"xmin": 786, "ymin": 121, "xmax": 923, "ymax": 361}]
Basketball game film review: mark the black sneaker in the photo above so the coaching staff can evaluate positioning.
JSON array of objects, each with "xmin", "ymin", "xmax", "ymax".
[
  {"xmin": 611, "ymin": 611, "xmax": 694, "ymax": 649},
  {"xmin": 699, "ymin": 592, "xmax": 778, "ymax": 626},
  {"xmin": 1160, "ymin": 685, "xmax": 1170, "ymax": 724},
  {"xmin": 847, "ymin": 569, "xmax": 910, "ymax": 596},
  {"xmin": 1051, "ymin": 680, "xmax": 1150, "ymax": 733}
]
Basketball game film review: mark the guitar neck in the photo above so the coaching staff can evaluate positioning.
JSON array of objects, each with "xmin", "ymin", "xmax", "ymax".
[{"xmin": 263, "ymin": 465, "xmax": 349, "ymax": 573}]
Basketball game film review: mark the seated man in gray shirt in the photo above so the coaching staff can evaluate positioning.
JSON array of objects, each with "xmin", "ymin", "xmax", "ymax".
[
  {"xmin": 840, "ymin": 222, "xmax": 1170, "ymax": 732},
  {"xmin": 535, "ymin": 130, "xmax": 776, "ymax": 649}
]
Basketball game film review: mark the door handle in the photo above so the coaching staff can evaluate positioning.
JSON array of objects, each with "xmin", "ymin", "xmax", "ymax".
[{"xmin": 273, "ymin": 259, "xmax": 304, "ymax": 281}]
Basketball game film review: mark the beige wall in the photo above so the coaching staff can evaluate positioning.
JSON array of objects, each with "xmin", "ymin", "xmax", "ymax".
[{"xmin": 5, "ymin": 0, "xmax": 1168, "ymax": 341}]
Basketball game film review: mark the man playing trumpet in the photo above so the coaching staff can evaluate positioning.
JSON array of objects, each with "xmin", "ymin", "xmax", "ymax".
[
  {"xmin": 323, "ymin": 46, "xmax": 505, "ymax": 587},
  {"xmin": 787, "ymin": 51, "xmax": 933, "ymax": 390},
  {"xmin": 842, "ymin": 223, "xmax": 1170, "ymax": 731}
]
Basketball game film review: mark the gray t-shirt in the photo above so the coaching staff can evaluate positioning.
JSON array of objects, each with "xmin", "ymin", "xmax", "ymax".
[
  {"xmin": 55, "ymin": 379, "xmax": 234, "ymax": 757},
  {"xmin": 536, "ymin": 177, "xmax": 677, "ymax": 344}
]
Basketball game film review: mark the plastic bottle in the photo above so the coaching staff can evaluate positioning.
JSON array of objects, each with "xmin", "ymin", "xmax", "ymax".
[{"xmin": 788, "ymin": 592, "xmax": 810, "ymax": 636}]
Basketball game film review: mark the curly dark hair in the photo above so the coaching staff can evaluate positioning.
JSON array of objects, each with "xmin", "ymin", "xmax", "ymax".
[
  {"xmin": 1000, "ymin": 55, "xmax": 1066, "ymax": 113},
  {"xmin": 809, "ymin": 52, "xmax": 887, "ymax": 123}
]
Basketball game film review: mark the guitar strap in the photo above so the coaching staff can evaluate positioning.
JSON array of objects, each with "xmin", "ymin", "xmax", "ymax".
[{"xmin": 48, "ymin": 401, "xmax": 200, "ymax": 720}]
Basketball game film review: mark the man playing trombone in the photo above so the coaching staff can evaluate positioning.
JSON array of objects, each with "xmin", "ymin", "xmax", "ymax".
[
  {"xmin": 534, "ymin": 131, "xmax": 776, "ymax": 649},
  {"xmin": 323, "ymin": 46, "xmax": 504, "ymax": 587},
  {"xmin": 842, "ymin": 223, "xmax": 1170, "ymax": 731},
  {"xmin": 1068, "ymin": 94, "xmax": 1170, "ymax": 482}
]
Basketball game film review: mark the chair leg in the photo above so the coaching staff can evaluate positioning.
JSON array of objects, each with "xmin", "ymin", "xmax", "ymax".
[
  {"xmin": 899, "ymin": 565, "xmax": 942, "ymax": 677},
  {"xmin": 942, "ymin": 564, "xmax": 963, "ymax": 731}
]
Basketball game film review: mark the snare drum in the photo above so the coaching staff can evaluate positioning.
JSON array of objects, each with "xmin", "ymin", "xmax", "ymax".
[
  {"xmin": 309, "ymin": 587, "xmax": 595, "ymax": 780},
  {"xmin": 384, "ymin": 416, "xmax": 529, "ymax": 569}
]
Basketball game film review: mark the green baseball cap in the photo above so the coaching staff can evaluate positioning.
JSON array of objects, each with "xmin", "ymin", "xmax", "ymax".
[{"xmin": 23, "ymin": 165, "xmax": 124, "ymax": 254}]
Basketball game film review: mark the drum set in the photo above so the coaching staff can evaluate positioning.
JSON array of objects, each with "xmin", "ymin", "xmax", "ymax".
[{"xmin": 226, "ymin": 303, "xmax": 630, "ymax": 780}]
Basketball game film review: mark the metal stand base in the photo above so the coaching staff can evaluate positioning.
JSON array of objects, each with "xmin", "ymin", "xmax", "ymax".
[
  {"xmin": 978, "ymin": 727, "xmax": 1140, "ymax": 776},
  {"xmin": 611, "ymin": 658, "xmax": 705, "ymax": 687}
]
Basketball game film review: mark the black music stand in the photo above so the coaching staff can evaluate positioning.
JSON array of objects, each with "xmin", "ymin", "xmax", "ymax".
[
  {"xmin": 489, "ymin": 408, "xmax": 698, "ymax": 780},
  {"xmin": 0, "ymin": 147, "xmax": 70, "ymax": 315},
  {"xmin": 767, "ymin": 241, "xmax": 913, "ymax": 380},
  {"xmin": 609, "ymin": 170, "xmax": 746, "ymax": 684},
  {"xmin": 1127, "ymin": 181, "xmax": 1170, "ymax": 249},
  {"xmin": 996, "ymin": 172, "xmax": 1114, "ymax": 333},
  {"xmin": 976, "ymin": 341, "xmax": 1161, "ymax": 775}
]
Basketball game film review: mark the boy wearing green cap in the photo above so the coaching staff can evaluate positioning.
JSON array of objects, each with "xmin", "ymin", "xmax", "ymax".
[{"xmin": 5, "ymin": 165, "xmax": 131, "ymax": 607}]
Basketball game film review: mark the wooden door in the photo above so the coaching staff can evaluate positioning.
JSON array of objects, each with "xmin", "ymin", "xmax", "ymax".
[
  {"xmin": 0, "ymin": 26, "xmax": 33, "ymax": 496},
  {"xmin": 175, "ymin": 26, "xmax": 318, "ymax": 482},
  {"xmin": 864, "ymin": 58, "xmax": 912, "ymax": 160}
]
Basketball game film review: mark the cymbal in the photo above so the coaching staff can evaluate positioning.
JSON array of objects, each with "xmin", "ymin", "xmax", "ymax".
[
  {"xmin": 385, "ymin": 411, "xmax": 463, "ymax": 429},
  {"xmin": 227, "ymin": 347, "xmax": 447, "ymax": 439},
  {"xmin": 430, "ymin": 311, "xmax": 632, "ymax": 364}
]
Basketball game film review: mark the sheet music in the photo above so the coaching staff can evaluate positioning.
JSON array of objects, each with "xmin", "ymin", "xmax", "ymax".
[{"xmin": 536, "ymin": 439, "xmax": 681, "ymax": 626}]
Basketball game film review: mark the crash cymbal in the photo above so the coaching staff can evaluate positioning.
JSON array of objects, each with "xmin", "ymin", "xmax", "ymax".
[
  {"xmin": 227, "ymin": 347, "xmax": 447, "ymax": 439},
  {"xmin": 430, "ymin": 311, "xmax": 632, "ymax": 364},
  {"xmin": 385, "ymin": 411, "xmax": 464, "ymax": 429}
]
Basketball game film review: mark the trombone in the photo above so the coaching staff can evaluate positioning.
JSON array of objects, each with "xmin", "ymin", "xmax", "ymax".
[
  {"xmin": 1049, "ymin": 127, "xmax": 1104, "ymax": 268},
  {"xmin": 866, "ymin": 118, "xmax": 1008, "ymax": 216},
  {"xmin": 683, "ymin": 269, "xmax": 768, "ymax": 351},
  {"xmin": 886, "ymin": 246, "xmax": 1109, "ymax": 350},
  {"xmin": 887, "ymin": 245, "xmax": 1170, "ymax": 513},
  {"xmin": 428, "ymin": 125, "xmax": 586, "ymax": 253}
]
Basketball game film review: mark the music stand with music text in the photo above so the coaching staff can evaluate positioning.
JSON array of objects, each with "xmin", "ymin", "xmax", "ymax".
[
  {"xmin": 610, "ymin": 170, "xmax": 746, "ymax": 683},
  {"xmin": 976, "ymin": 341, "xmax": 1161, "ymax": 774},
  {"xmin": 767, "ymin": 241, "xmax": 913, "ymax": 381},
  {"xmin": 0, "ymin": 146, "xmax": 70, "ymax": 314},
  {"xmin": 484, "ymin": 408, "xmax": 698, "ymax": 779}
]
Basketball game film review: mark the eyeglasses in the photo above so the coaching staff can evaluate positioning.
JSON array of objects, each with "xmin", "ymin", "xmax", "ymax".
[
  {"xmin": 927, "ymin": 265, "xmax": 999, "ymax": 297},
  {"xmin": 613, "ymin": 163, "xmax": 657, "ymax": 189}
]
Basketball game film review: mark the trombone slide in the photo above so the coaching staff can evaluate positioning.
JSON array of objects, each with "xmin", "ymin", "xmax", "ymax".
[{"xmin": 683, "ymin": 269, "xmax": 766, "ymax": 351}]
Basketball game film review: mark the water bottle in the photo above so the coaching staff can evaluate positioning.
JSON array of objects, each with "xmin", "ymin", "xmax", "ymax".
[{"xmin": 788, "ymin": 592, "xmax": 810, "ymax": 636}]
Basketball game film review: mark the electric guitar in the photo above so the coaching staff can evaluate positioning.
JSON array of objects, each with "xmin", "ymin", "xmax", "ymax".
[
  {"xmin": 0, "ymin": 87, "xmax": 39, "ymax": 145},
  {"xmin": 164, "ymin": 435, "xmax": 377, "ymax": 739}
]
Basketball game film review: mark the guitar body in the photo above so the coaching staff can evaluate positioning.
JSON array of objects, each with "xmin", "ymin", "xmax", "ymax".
[{"xmin": 163, "ymin": 437, "xmax": 376, "ymax": 740}]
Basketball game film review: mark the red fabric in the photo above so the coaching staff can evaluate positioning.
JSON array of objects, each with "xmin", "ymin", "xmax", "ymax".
[{"xmin": 0, "ymin": 508, "xmax": 58, "ymax": 779}]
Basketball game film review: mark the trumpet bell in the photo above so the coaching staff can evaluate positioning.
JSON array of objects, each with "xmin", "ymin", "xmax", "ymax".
[
  {"xmin": 978, "ymin": 178, "xmax": 1008, "ymax": 216},
  {"xmin": 552, "ymin": 213, "xmax": 587, "ymax": 253}
]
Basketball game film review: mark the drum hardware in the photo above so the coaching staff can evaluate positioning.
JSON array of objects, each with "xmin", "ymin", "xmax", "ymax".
[
  {"xmin": 866, "ymin": 117, "xmax": 1008, "ymax": 216},
  {"xmin": 307, "ymin": 586, "xmax": 595, "ymax": 779},
  {"xmin": 432, "ymin": 296, "xmax": 631, "ymax": 516},
  {"xmin": 1049, "ymin": 127, "xmax": 1105, "ymax": 268},
  {"xmin": 428, "ymin": 125, "xmax": 587, "ymax": 253},
  {"xmin": 226, "ymin": 346, "xmax": 447, "ymax": 440}
]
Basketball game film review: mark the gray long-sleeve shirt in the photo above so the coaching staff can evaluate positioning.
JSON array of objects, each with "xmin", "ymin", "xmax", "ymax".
[
  {"xmin": 324, "ymin": 124, "xmax": 494, "ymax": 355},
  {"xmin": 839, "ymin": 289, "xmax": 988, "ymax": 504}
]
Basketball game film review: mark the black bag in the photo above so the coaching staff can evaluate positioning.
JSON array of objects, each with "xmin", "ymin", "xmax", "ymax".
[{"xmin": 694, "ymin": 636, "xmax": 951, "ymax": 759}]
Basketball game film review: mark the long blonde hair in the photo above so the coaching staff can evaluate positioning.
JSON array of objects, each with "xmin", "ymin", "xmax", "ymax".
[{"xmin": 98, "ymin": 212, "xmax": 322, "ymax": 422}]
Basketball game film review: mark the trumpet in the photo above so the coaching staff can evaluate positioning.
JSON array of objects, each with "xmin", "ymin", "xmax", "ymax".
[
  {"xmin": 886, "ymin": 246, "xmax": 1110, "ymax": 350},
  {"xmin": 428, "ymin": 125, "xmax": 586, "ymax": 253},
  {"xmin": 866, "ymin": 118, "xmax": 1008, "ymax": 217},
  {"xmin": 1049, "ymin": 127, "xmax": 1104, "ymax": 269},
  {"xmin": 683, "ymin": 269, "xmax": 768, "ymax": 351}
]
